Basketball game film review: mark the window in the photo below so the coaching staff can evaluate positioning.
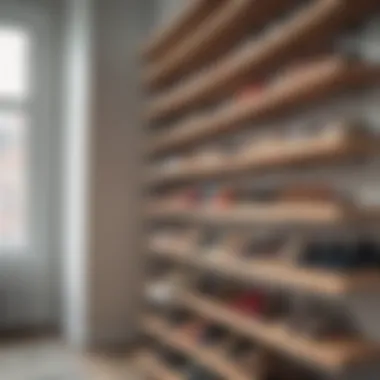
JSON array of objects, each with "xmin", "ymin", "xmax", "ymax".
[
  {"xmin": 0, "ymin": 28, "xmax": 30, "ymax": 249},
  {"xmin": 0, "ymin": 28, "xmax": 29, "ymax": 100}
]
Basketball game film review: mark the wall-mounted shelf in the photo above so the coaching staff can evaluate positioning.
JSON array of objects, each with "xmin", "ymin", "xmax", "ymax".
[
  {"xmin": 149, "ymin": 60, "xmax": 380, "ymax": 155},
  {"xmin": 144, "ymin": 0, "xmax": 296, "ymax": 89},
  {"xmin": 149, "ymin": 239, "xmax": 380, "ymax": 296},
  {"xmin": 141, "ymin": 1, "xmax": 380, "ymax": 378},
  {"xmin": 149, "ymin": 201, "xmax": 380, "ymax": 228},
  {"xmin": 179, "ymin": 292, "xmax": 380, "ymax": 372},
  {"xmin": 143, "ymin": 316, "xmax": 253, "ymax": 380},
  {"xmin": 148, "ymin": 131, "xmax": 380, "ymax": 185}
]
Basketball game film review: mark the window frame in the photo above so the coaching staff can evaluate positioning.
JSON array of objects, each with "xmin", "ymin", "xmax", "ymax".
[{"xmin": 0, "ymin": 3, "xmax": 54, "ymax": 257}]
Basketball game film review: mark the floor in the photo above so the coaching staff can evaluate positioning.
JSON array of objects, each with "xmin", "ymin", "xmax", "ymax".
[
  {"xmin": 85, "ymin": 354, "xmax": 138, "ymax": 380},
  {"xmin": 0, "ymin": 339, "xmax": 138, "ymax": 380}
]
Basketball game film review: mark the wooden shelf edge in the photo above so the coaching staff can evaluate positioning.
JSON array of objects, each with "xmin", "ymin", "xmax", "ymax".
[
  {"xmin": 148, "ymin": 202, "xmax": 380, "ymax": 227},
  {"xmin": 147, "ymin": 134, "xmax": 380, "ymax": 185},
  {"xmin": 143, "ymin": 317, "xmax": 252, "ymax": 380},
  {"xmin": 179, "ymin": 292, "xmax": 380, "ymax": 372},
  {"xmin": 149, "ymin": 59, "xmax": 380, "ymax": 155},
  {"xmin": 149, "ymin": 241, "xmax": 380, "ymax": 296}
]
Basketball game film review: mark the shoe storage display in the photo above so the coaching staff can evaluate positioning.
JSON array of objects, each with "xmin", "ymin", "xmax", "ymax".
[{"xmin": 136, "ymin": 1, "xmax": 380, "ymax": 379}]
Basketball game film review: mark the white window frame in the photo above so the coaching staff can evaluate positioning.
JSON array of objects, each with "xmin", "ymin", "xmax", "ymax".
[{"xmin": 0, "ymin": 2, "xmax": 54, "ymax": 259}]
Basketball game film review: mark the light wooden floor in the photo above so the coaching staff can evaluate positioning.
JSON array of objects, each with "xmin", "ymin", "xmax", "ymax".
[
  {"xmin": 85, "ymin": 354, "xmax": 139, "ymax": 380},
  {"xmin": 0, "ymin": 338, "xmax": 139, "ymax": 380}
]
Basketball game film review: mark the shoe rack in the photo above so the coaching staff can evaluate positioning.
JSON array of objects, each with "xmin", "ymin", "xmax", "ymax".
[{"xmin": 138, "ymin": 1, "xmax": 380, "ymax": 380}]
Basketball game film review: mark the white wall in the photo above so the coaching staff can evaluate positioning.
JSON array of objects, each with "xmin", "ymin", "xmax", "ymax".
[
  {"xmin": 62, "ymin": 0, "xmax": 93, "ymax": 348},
  {"xmin": 63, "ymin": 0, "xmax": 154, "ymax": 348}
]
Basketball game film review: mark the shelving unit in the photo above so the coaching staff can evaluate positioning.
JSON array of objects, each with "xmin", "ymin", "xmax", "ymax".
[{"xmin": 140, "ymin": 1, "xmax": 380, "ymax": 379}]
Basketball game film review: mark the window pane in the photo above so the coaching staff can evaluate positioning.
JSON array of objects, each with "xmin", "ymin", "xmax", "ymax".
[
  {"xmin": 0, "ymin": 28, "xmax": 29, "ymax": 100},
  {"xmin": 0, "ymin": 111, "xmax": 28, "ymax": 249}
]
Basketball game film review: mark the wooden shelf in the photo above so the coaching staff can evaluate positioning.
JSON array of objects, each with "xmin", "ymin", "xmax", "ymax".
[
  {"xmin": 149, "ymin": 240, "xmax": 380, "ymax": 296},
  {"xmin": 134, "ymin": 351, "xmax": 184, "ymax": 380},
  {"xmin": 179, "ymin": 292, "xmax": 380, "ymax": 372},
  {"xmin": 144, "ymin": 0, "xmax": 296, "ymax": 89},
  {"xmin": 143, "ymin": 316, "xmax": 252, "ymax": 380},
  {"xmin": 141, "ymin": 0, "xmax": 220, "ymax": 62},
  {"xmin": 149, "ymin": 59, "xmax": 380, "ymax": 155},
  {"xmin": 148, "ymin": 132, "xmax": 380, "ymax": 185},
  {"xmin": 142, "ymin": 1, "xmax": 380, "ymax": 378},
  {"xmin": 148, "ymin": 201, "xmax": 380, "ymax": 227}
]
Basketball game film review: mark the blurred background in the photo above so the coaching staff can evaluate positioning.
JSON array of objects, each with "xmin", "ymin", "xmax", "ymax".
[{"xmin": 1, "ymin": 0, "xmax": 380, "ymax": 379}]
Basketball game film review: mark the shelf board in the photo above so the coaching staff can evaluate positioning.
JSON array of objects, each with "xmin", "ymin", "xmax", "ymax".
[
  {"xmin": 149, "ymin": 240, "xmax": 380, "ymax": 296},
  {"xmin": 148, "ymin": 132, "xmax": 380, "ymax": 185},
  {"xmin": 144, "ymin": 0, "xmax": 296, "ymax": 89},
  {"xmin": 179, "ymin": 292, "xmax": 380, "ymax": 372},
  {"xmin": 148, "ymin": 201, "xmax": 380, "ymax": 228},
  {"xmin": 149, "ymin": 59, "xmax": 380, "ymax": 155},
  {"xmin": 143, "ymin": 316, "xmax": 252, "ymax": 380},
  {"xmin": 141, "ymin": 0, "xmax": 220, "ymax": 62},
  {"xmin": 134, "ymin": 351, "xmax": 184, "ymax": 380}
]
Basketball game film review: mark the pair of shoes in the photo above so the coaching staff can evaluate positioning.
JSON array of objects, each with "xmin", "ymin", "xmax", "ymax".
[{"xmin": 301, "ymin": 240, "xmax": 380, "ymax": 270}]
